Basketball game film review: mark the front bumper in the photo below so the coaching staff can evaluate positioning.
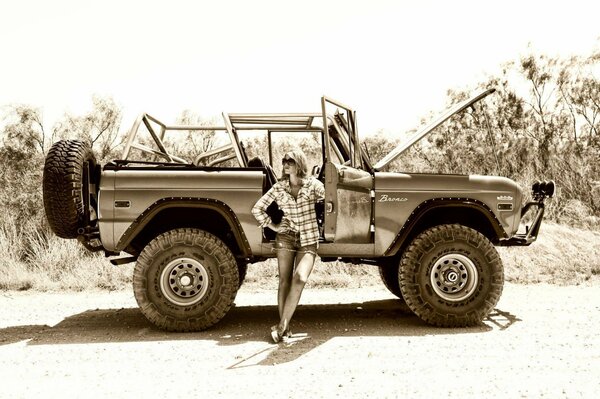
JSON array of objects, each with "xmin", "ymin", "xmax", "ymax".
[{"xmin": 499, "ymin": 180, "xmax": 555, "ymax": 247}]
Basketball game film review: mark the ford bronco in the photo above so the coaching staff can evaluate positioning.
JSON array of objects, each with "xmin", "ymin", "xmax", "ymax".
[{"xmin": 42, "ymin": 89, "xmax": 555, "ymax": 331}]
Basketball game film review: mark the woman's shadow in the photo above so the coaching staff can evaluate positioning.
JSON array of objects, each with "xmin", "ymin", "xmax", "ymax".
[{"xmin": 0, "ymin": 296, "xmax": 520, "ymax": 366}]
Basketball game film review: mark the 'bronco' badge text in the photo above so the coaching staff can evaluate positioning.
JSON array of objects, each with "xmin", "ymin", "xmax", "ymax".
[{"xmin": 379, "ymin": 194, "xmax": 408, "ymax": 202}]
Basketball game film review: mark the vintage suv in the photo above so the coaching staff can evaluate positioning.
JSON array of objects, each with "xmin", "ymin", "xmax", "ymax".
[{"xmin": 42, "ymin": 89, "xmax": 555, "ymax": 331}]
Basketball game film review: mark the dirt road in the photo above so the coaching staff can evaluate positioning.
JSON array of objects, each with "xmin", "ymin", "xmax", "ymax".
[{"xmin": 1, "ymin": 283, "xmax": 599, "ymax": 398}]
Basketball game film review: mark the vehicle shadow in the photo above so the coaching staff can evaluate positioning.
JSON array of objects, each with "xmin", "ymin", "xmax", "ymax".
[{"xmin": 0, "ymin": 299, "xmax": 520, "ymax": 365}]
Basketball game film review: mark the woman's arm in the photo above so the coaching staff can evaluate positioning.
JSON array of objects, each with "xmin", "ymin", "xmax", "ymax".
[
  {"xmin": 314, "ymin": 179, "xmax": 325, "ymax": 200},
  {"xmin": 251, "ymin": 186, "xmax": 278, "ymax": 228}
]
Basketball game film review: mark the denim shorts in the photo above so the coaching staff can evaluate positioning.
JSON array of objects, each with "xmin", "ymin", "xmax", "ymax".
[{"xmin": 275, "ymin": 231, "xmax": 317, "ymax": 255}]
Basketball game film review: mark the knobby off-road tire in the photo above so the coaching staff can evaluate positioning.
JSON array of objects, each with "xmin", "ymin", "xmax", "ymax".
[
  {"xmin": 399, "ymin": 224, "xmax": 504, "ymax": 327},
  {"xmin": 43, "ymin": 140, "xmax": 96, "ymax": 239},
  {"xmin": 133, "ymin": 228, "xmax": 239, "ymax": 332},
  {"xmin": 378, "ymin": 262, "xmax": 405, "ymax": 301}
]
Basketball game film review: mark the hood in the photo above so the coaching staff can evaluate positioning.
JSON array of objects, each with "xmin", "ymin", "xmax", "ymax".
[
  {"xmin": 374, "ymin": 171, "xmax": 520, "ymax": 194},
  {"xmin": 373, "ymin": 88, "xmax": 495, "ymax": 171}
]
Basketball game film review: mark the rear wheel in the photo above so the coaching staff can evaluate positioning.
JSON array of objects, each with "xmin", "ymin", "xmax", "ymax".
[
  {"xmin": 133, "ymin": 228, "xmax": 239, "ymax": 332},
  {"xmin": 399, "ymin": 224, "xmax": 503, "ymax": 327}
]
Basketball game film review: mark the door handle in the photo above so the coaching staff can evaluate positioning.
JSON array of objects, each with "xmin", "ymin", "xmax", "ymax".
[{"xmin": 326, "ymin": 202, "xmax": 334, "ymax": 213}]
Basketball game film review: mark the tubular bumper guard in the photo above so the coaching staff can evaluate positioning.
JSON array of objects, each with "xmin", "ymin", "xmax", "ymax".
[{"xmin": 500, "ymin": 180, "xmax": 556, "ymax": 246}]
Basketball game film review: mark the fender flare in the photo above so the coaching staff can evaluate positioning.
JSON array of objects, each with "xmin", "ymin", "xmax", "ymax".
[
  {"xmin": 383, "ymin": 198, "xmax": 507, "ymax": 257},
  {"xmin": 115, "ymin": 197, "xmax": 251, "ymax": 256}
]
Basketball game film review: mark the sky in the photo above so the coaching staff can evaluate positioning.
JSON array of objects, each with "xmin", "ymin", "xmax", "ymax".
[{"xmin": 1, "ymin": 0, "xmax": 599, "ymax": 138}]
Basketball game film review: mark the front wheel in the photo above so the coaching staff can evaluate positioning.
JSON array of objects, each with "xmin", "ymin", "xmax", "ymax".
[
  {"xmin": 378, "ymin": 261, "xmax": 404, "ymax": 301},
  {"xmin": 133, "ymin": 228, "xmax": 239, "ymax": 332},
  {"xmin": 399, "ymin": 224, "xmax": 504, "ymax": 327},
  {"xmin": 236, "ymin": 260, "xmax": 248, "ymax": 288}
]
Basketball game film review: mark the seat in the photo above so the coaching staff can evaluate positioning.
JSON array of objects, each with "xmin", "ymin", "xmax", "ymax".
[
  {"xmin": 248, "ymin": 157, "xmax": 278, "ymax": 191},
  {"xmin": 248, "ymin": 157, "xmax": 282, "ymax": 240}
]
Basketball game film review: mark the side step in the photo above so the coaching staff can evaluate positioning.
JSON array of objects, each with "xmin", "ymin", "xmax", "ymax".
[{"xmin": 110, "ymin": 256, "xmax": 137, "ymax": 266}]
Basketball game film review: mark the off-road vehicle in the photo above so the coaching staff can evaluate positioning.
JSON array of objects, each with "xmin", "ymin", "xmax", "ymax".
[{"xmin": 42, "ymin": 89, "xmax": 555, "ymax": 331}]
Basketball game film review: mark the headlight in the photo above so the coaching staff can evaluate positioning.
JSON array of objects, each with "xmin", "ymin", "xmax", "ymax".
[{"xmin": 532, "ymin": 180, "xmax": 555, "ymax": 200}]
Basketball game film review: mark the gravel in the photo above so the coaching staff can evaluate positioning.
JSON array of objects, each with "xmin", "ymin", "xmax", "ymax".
[{"xmin": 1, "ymin": 283, "xmax": 599, "ymax": 398}]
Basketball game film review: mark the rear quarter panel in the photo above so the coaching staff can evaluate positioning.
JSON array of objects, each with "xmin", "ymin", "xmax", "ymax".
[{"xmin": 98, "ymin": 168, "xmax": 265, "ymax": 254}]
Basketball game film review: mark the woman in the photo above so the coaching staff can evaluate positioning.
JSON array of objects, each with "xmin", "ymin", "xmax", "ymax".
[{"xmin": 252, "ymin": 149, "xmax": 325, "ymax": 343}]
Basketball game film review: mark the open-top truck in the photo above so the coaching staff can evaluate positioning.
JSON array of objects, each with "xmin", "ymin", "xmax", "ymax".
[{"xmin": 42, "ymin": 89, "xmax": 555, "ymax": 331}]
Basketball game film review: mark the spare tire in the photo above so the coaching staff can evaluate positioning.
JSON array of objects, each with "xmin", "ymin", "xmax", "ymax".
[{"xmin": 43, "ymin": 140, "xmax": 97, "ymax": 238}]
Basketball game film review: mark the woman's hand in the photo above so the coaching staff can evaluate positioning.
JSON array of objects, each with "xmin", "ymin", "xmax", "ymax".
[{"xmin": 268, "ymin": 222, "xmax": 282, "ymax": 232}]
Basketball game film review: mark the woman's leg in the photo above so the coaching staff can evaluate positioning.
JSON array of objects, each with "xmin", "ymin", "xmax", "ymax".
[
  {"xmin": 278, "ymin": 250, "xmax": 316, "ymax": 333},
  {"xmin": 276, "ymin": 244, "xmax": 296, "ymax": 319}
]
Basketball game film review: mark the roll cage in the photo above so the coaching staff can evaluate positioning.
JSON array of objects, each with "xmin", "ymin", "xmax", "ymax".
[
  {"xmin": 119, "ymin": 97, "xmax": 371, "ymax": 172},
  {"xmin": 120, "ymin": 89, "xmax": 495, "ymax": 172}
]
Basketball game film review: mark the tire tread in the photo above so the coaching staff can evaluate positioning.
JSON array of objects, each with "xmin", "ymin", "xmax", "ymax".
[
  {"xmin": 133, "ymin": 228, "xmax": 239, "ymax": 332},
  {"xmin": 43, "ymin": 140, "xmax": 95, "ymax": 238},
  {"xmin": 399, "ymin": 224, "xmax": 504, "ymax": 327}
]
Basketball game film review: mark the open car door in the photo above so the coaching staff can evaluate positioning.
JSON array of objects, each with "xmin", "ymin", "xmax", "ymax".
[{"xmin": 321, "ymin": 97, "xmax": 374, "ymax": 244}]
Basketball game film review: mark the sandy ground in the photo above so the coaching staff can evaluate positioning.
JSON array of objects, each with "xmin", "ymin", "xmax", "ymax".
[{"xmin": 0, "ymin": 283, "xmax": 599, "ymax": 398}]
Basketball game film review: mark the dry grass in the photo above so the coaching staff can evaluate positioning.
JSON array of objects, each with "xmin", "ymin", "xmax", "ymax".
[
  {"xmin": 0, "ymin": 223, "xmax": 598, "ymax": 292},
  {"xmin": 0, "ymin": 225, "xmax": 132, "ymax": 291},
  {"xmin": 244, "ymin": 258, "xmax": 381, "ymax": 290},
  {"xmin": 498, "ymin": 222, "xmax": 600, "ymax": 285}
]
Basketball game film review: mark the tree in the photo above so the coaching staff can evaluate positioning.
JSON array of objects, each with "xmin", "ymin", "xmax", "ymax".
[
  {"xmin": 519, "ymin": 54, "xmax": 568, "ymax": 171},
  {"xmin": 172, "ymin": 110, "xmax": 220, "ymax": 164},
  {"xmin": 557, "ymin": 53, "xmax": 600, "ymax": 148},
  {"xmin": 0, "ymin": 104, "xmax": 48, "ymax": 225},
  {"xmin": 1, "ymin": 104, "xmax": 47, "ymax": 154},
  {"xmin": 53, "ymin": 95, "xmax": 123, "ymax": 161}
]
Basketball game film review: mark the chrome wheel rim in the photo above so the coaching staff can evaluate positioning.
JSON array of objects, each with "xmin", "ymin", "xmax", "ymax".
[
  {"xmin": 160, "ymin": 258, "xmax": 209, "ymax": 306},
  {"xmin": 430, "ymin": 254, "xmax": 478, "ymax": 302}
]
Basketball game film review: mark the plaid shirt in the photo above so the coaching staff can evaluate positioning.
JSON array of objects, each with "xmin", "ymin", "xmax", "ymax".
[{"xmin": 252, "ymin": 177, "xmax": 325, "ymax": 247}]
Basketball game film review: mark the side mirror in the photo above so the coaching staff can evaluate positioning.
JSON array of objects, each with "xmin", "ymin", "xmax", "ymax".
[{"xmin": 311, "ymin": 165, "xmax": 321, "ymax": 177}]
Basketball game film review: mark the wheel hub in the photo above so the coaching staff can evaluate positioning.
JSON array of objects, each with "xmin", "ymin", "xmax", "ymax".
[
  {"xmin": 445, "ymin": 270, "xmax": 459, "ymax": 283},
  {"xmin": 430, "ymin": 254, "xmax": 478, "ymax": 302},
  {"xmin": 160, "ymin": 258, "xmax": 209, "ymax": 306}
]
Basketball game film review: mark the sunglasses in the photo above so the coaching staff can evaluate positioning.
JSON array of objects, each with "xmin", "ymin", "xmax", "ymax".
[{"xmin": 282, "ymin": 157, "xmax": 296, "ymax": 166}]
